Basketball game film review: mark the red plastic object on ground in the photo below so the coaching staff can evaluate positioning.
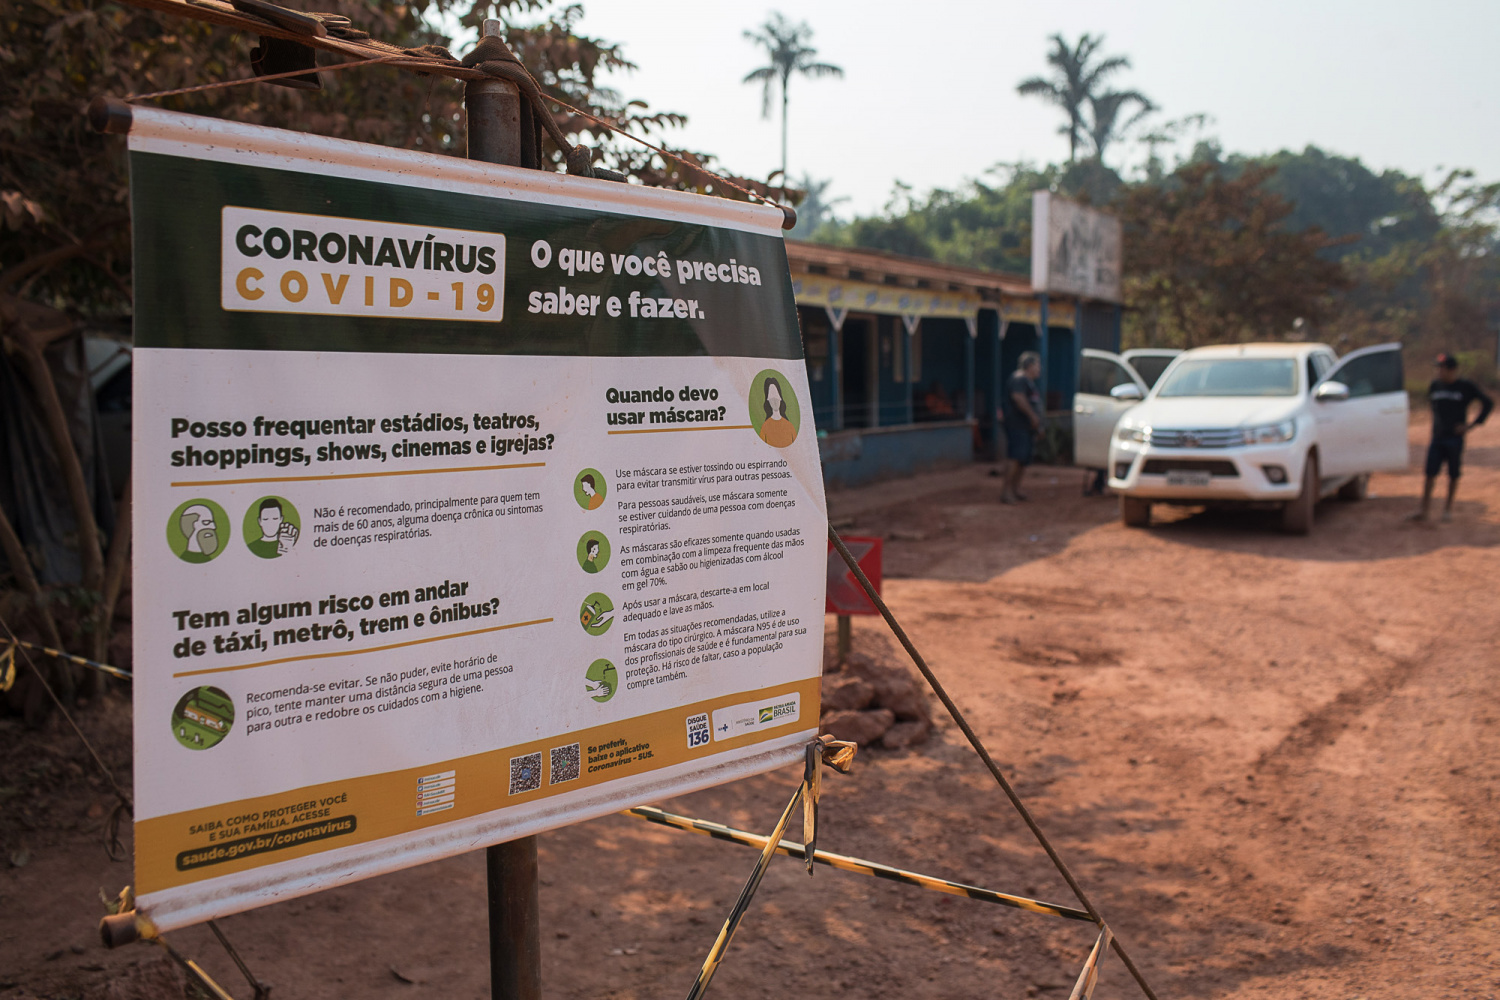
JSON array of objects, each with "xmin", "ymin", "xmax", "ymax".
[{"xmin": 826, "ymin": 536, "xmax": 883, "ymax": 615}]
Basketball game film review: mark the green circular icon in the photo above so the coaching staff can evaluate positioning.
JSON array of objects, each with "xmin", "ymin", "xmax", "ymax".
[
  {"xmin": 168, "ymin": 498, "xmax": 231, "ymax": 564},
  {"xmin": 579, "ymin": 592, "xmax": 615, "ymax": 636},
  {"xmin": 577, "ymin": 531, "xmax": 611, "ymax": 573},
  {"xmin": 586, "ymin": 659, "xmax": 618, "ymax": 703},
  {"xmin": 749, "ymin": 369, "xmax": 801, "ymax": 448},
  {"xmin": 574, "ymin": 468, "xmax": 606, "ymax": 510},
  {"xmin": 243, "ymin": 496, "xmax": 301, "ymax": 559},
  {"xmin": 172, "ymin": 686, "xmax": 234, "ymax": 749}
]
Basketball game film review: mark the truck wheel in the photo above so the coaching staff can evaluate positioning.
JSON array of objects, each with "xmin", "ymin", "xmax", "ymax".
[
  {"xmin": 1120, "ymin": 496, "xmax": 1152, "ymax": 528},
  {"xmin": 1281, "ymin": 454, "xmax": 1318, "ymax": 535},
  {"xmin": 1337, "ymin": 473, "xmax": 1369, "ymax": 501}
]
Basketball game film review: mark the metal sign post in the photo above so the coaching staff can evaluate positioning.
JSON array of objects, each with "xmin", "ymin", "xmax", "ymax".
[
  {"xmin": 466, "ymin": 20, "xmax": 540, "ymax": 1000},
  {"xmin": 825, "ymin": 536, "xmax": 882, "ymax": 663}
]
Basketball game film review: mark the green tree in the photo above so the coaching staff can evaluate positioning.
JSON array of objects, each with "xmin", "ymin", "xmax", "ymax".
[
  {"xmin": 1118, "ymin": 162, "xmax": 1352, "ymax": 347},
  {"xmin": 1087, "ymin": 88, "xmax": 1154, "ymax": 165},
  {"xmin": 817, "ymin": 164, "xmax": 1062, "ymax": 274},
  {"xmin": 742, "ymin": 12, "xmax": 843, "ymax": 184},
  {"xmin": 1201, "ymin": 147, "xmax": 1499, "ymax": 355},
  {"xmin": 0, "ymin": 0, "xmax": 728, "ymax": 321},
  {"xmin": 1136, "ymin": 113, "xmax": 1213, "ymax": 183},
  {"xmin": 787, "ymin": 174, "xmax": 848, "ymax": 239},
  {"xmin": 1017, "ymin": 33, "xmax": 1130, "ymax": 163}
]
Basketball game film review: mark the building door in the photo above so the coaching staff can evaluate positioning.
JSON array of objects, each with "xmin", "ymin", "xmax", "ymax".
[{"xmin": 841, "ymin": 316, "xmax": 873, "ymax": 428}]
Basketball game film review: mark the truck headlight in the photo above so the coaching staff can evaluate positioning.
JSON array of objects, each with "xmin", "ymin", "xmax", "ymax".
[
  {"xmin": 1243, "ymin": 420, "xmax": 1296, "ymax": 444},
  {"xmin": 1116, "ymin": 425, "xmax": 1149, "ymax": 443}
]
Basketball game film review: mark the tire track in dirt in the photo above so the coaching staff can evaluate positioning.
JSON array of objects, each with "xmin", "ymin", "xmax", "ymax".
[{"xmin": 1255, "ymin": 639, "xmax": 1430, "ymax": 773}]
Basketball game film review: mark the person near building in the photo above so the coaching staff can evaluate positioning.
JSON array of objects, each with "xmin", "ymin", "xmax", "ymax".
[
  {"xmin": 1411, "ymin": 352, "xmax": 1493, "ymax": 523},
  {"xmin": 1001, "ymin": 352, "xmax": 1043, "ymax": 504}
]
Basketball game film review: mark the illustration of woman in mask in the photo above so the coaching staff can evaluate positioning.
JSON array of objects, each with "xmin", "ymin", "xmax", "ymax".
[{"xmin": 757, "ymin": 376, "xmax": 798, "ymax": 447}]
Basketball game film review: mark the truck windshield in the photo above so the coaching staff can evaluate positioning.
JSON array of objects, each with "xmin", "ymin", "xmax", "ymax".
[
  {"xmin": 1127, "ymin": 355, "xmax": 1175, "ymax": 388},
  {"xmin": 1157, "ymin": 358, "xmax": 1298, "ymax": 397}
]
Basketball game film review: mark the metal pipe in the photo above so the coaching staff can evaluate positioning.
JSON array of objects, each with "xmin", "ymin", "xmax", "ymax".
[
  {"xmin": 464, "ymin": 19, "xmax": 523, "ymax": 167},
  {"xmin": 827, "ymin": 527, "xmax": 1161, "ymax": 1000}
]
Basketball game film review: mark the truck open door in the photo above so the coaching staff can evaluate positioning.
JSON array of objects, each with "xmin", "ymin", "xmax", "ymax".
[
  {"xmin": 1314, "ymin": 343, "xmax": 1408, "ymax": 476},
  {"xmin": 1074, "ymin": 349, "xmax": 1149, "ymax": 470}
]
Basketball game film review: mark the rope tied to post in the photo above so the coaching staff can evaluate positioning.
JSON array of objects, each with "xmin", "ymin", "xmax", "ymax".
[{"xmin": 459, "ymin": 33, "xmax": 622, "ymax": 182}]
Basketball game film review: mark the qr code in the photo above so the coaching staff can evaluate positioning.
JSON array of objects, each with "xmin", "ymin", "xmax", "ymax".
[
  {"xmin": 509, "ymin": 752, "xmax": 543, "ymax": 795},
  {"xmin": 549, "ymin": 743, "xmax": 581, "ymax": 784}
]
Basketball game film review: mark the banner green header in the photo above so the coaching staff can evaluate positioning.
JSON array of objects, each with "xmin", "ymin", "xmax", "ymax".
[{"xmin": 131, "ymin": 151, "xmax": 803, "ymax": 360}]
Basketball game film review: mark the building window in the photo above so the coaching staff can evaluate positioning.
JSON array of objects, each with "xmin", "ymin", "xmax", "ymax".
[{"xmin": 802, "ymin": 311, "xmax": 830, "ymax": 382}]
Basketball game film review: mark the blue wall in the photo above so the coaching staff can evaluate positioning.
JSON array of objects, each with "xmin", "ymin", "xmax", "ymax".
[{"xmin": 820, "ymin": 422, "xmax": 974, "ymax": 489}]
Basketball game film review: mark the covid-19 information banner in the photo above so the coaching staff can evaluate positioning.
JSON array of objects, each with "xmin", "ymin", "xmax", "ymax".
[{"xmin": 127, "ymin": 108, "xmax": 826, "ymax": 930}]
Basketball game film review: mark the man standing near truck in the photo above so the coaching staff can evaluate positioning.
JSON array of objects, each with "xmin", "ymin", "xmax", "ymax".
[
  {"xmin": 1001, "ymin": 352, "xmax": 1043, "ymax": 505},
  {"xmin": 1411, "ymin": 353, "xmax": 1493, "ymax": 523}
]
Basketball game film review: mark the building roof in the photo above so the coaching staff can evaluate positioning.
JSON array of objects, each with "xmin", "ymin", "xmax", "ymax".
[{"xmin": 784, "ymin": 240, "xmax": 1032, "ymax": 302}]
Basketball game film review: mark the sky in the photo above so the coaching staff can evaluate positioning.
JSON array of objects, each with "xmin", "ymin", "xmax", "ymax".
[{"xmin": 562, "ymin": 0, "xmax": 1500, "ymax": 218}]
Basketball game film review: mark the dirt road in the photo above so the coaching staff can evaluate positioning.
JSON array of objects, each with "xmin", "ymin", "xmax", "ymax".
[{"xmin": 4, "ymin": 416, "xmax": 1498, "ymax": 999}]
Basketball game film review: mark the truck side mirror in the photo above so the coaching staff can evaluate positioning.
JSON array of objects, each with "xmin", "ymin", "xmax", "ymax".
[
  {"xmin": 1314, "ymin": 381, "xmax": 1350, "ymax": 402},
  {"xmin": 1109, "ymin": 383, "xmax": 1143, "ymax": 401}
]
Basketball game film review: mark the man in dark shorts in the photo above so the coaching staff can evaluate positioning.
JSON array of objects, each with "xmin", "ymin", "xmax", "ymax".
[
  {"xmin": 1001, "ymin": 351, "xmax": 1043, "ymax": 504},
  {"xmin": 1411, "ymin": 352, "xmax": 1493, "ymax": 523}
]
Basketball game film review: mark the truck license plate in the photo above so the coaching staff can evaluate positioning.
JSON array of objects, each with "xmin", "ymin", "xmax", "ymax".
[{"xmin": 1166, "ymin": 470, "xmax": 1212, "ymax": 487}]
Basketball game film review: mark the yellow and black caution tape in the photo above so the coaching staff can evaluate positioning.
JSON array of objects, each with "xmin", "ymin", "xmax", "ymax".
[
  {"xmin": 0, "ymin": 639, "xmax": 132, "ymax": 683},
  {"xmin": 680, "ymin": 737, "xmax": 860, "ymax": 999},
  {"xmin": 626, "ymin": 805, "xmax": 1092, "ymax": 923},
  {"xmin": 683, "ymin": 774, "xmax": 805, "ymax": 1000},
  {"xmin": 1068, "ymin": 924, "xmax": 1113, "ymax": 1000}
]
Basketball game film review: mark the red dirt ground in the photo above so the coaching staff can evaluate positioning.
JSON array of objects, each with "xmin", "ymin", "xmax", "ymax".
[{"xmin": 3, "ymin": 414, "xmax": 1498, "ymax": 999}]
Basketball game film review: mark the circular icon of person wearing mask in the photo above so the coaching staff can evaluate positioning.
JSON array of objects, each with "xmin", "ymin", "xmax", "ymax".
[
  {"xmin": 749, "ymin": 369, "xmax": 800, "ymax": 448},
  {"xmin": 168, "ymin": 499, "xmax": 230, "ymax": 563},
  {"xmin": 573, "ymin": 469, "xmax": 606, "ymax": 511},
  {"xmin": 242, "ymin": 496, "xmax": 300, "ymax": 559},
  {"xmin": 576, "ymin": 531, "xmax": 610, "ymax": 573}
]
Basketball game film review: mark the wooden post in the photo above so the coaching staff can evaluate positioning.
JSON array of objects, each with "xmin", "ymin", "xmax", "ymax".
[
  {"xmin": 467, "ymin": 19, "xmax": 540, "ymax": 1000},
  {"xmin": 487, "ymin": 835, "xmax": 540, "ymax": 1000},
  {"xmin": 837, "ymin": 614, "xmax": 851, "ymax": 663}
]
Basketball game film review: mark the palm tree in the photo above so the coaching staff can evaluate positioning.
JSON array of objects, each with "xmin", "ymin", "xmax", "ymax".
[
  {"xmin": 789, "ymin": 174, "xmax": 849, "ymax": 237},
  {"xmin": 1087, "ymin": 89, "xmax": 1155, "ymax": 164},
  {"xmin": 1017, "ymin": 33, "xmax": 1130, "ymax": 162},
  {"xmin": 743, "ymin": 13, "xmax": 843, "ymax": 185}
]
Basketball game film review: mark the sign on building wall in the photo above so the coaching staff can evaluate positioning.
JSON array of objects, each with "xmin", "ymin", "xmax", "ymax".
[
  {"xmin": 1030, "ymin": 192, "xmax": 1123, "ymax": 303},
  {"xmin": 129, "ymin": 108, "xmax": 826, "ymax": 931},
  {"xmin": 790, "ymin": 276, "xmax": 980, "ymax": 320}
]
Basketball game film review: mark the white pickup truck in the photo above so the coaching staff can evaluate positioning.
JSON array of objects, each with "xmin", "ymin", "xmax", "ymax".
[{"xmin": 1075, "ymin": 342, "xmax": 1408, "ymax": 534}]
